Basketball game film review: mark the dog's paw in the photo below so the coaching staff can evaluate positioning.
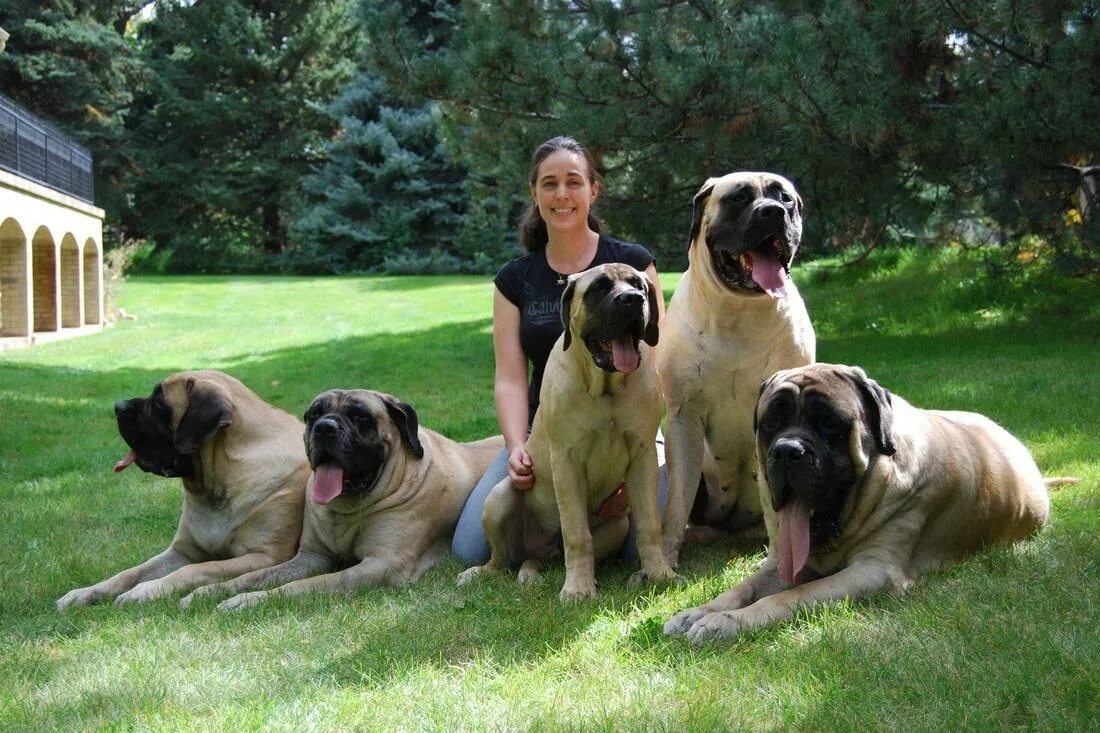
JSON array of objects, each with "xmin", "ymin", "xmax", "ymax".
[
  {"xmin": 56, "ymin": 586, "xmax": 104, "ymax": 611},
  {"xmin": 456, "ymin": 566, "xmax": 487, "ymax": 587},
  {"xmin": 516, "ymin": 561, "xmax": 542, "ymax": 586},
  {"xmin": 628, "ymin": 565, "xmax": 681, "ymax": 587},
  {"xmin": 217, "ymin": 591, "xmax": 267, "ymax": 612},
  {"xmin": 114, "ymin": 580, "xmax": 166, "ymax": 606},
  {"xmin": 559, "ymin": 579, "xmax": 597, "ymax": 604},
  {"xmin": 179, "ymin": 583, "xmax": 221, "ymax": 610},
  {"xmin": 663, "ymin": 606, "xmax": 708, "ymax": 636},
  {"xmin": 684, "ymin": 610, "xmax": 744, "ymax": 644}
]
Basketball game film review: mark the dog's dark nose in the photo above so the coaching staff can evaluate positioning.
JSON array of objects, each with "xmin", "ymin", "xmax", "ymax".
[
  {"xmin": 771, "ymin": 437, "xmax": 806, "ymax": 464},
  {"xmin": 313, "ymin": 417, "xmax": 339, "ymax": 435},
  {"xmin": 616, "ymin": 290, "xmax": 644, "ymax": 307},
  {"xmin": 755, "ymin": 200, "xmax": 786, "ymax": 220},
  {"xmin": 115, "ymin": 400, "xmax": 131, "ymax": 416}
]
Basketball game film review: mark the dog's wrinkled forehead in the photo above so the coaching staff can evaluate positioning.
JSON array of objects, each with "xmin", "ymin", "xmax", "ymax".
[
  {"xmin": 707, "ymin": 172, "xmax": 799, "ymax": 216},
  {"xmin": 574, "ymin": 262, "xmax": 643, "ymax": 292},
  {"xmin": 760, "ymin": 365, "xmax": 864, "ymax": 420},
  {"xmin": 571, "ymin": 263, "xmax": 647, "ymax": 305},
  {"xmin": 307, "ymin": 389, "xmax": 384, "ymax": 420}
]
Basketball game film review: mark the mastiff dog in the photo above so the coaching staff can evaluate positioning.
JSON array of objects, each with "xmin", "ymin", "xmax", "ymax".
[
  {"xmin": 658, "ymin": 172, "xmax": 816, "ymax": 567},
  {"xmin": 665, "ymin": 363, "xmax": 1051, "ymax": 642},
  {"xmin": 56, "ymin": 370, "xmax": 309, "ymax": 609},
  {"xmin": 180, "ymin": 389, "xmax": 503, "ymax": 611},
  {"xmin": 457, "ymin": 263, "xmax": 679, "ymax": 602}
]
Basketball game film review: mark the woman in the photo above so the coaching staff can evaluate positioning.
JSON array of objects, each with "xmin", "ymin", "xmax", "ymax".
[{"xmin": 452, "ymin": 135, "xmax": 665, "ymax": 566}]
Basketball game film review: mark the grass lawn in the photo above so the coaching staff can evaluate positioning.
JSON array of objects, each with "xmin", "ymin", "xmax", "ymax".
[{"xmin": 1, "ymin": 247, "xmax": 1097, "ymax": 731}]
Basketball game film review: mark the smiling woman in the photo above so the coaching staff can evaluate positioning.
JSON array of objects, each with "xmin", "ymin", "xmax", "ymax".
[{"xmin": 451, "ymin": 135, "xmax": 668, "ymax": 568}]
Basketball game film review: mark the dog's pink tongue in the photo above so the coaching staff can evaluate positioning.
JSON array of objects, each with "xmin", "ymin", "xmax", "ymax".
[
  {"xmin": 611, "ymin": 335, "xmax": 640, "ymax": 373},
  {"xmin": 776, "ymin": 499, "xmax": 812, "ymax": 586},
  {"xmin": 114, "ymin": 451, "xmax": 137, "ymax": 473},
  {"xmin": 310, "ymin": 465, "xmax": 345, "ymax": 504},
  {"xmin": 749, "ymin": 252, "xmax": 790, "ymax": 298}
]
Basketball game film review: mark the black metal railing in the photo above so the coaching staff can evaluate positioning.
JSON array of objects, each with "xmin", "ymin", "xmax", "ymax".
[{"xmin": 0, "ymin": 92, "xmax": 94, "ymax": 204}]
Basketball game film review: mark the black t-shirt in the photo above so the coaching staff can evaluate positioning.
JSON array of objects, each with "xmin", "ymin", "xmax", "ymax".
[{"xmin": 494, "ymin": 234, "xmax": 656, "ymax": 421}]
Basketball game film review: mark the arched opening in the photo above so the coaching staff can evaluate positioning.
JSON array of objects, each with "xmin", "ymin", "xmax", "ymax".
[
  {"xmin": 31, "ymin": 226, "xmax": 57, "ymax": 333},
  {"xmin": 60, "ymin": 234, "xmax": 80, "ymax": 327},
  {"xmin": 83, "ymin": 238, "xmax": 100, "ymax": 325},
  {"xmin": 1, "ymin": 217, "xmax": 28, "ymax": 337}
]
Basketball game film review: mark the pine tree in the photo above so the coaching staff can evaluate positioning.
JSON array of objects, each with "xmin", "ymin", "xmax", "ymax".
[
  {"xmin": 130, "ymin": 0, "xmax": 359, "ymax": 272},
  {"xmin": 288, "ymin": 74, "xmax": 468, "ymax": 272},
  {"xmin": 364, "ymin": 0, "xmax": 1100, "ymax": 268}
]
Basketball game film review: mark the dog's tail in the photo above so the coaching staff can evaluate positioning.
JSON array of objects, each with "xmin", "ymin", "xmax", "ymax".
[{"xmin": 1044, "ymin": 476, "xmax": 1082, "ymax": 490}]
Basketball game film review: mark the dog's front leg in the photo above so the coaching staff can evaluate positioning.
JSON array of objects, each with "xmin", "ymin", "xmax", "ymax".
[
  {"xmin": 118, "ymin": 551, "xmax": 284, "ymax": 605},
  {"xmin": 217, "ymin": 557, "xmax": 395, "ymax": 611},
  {"xmin": 623, "ymin": 440, "xmax": 679, "ymax": 585},
  {"xmin": 681, "ymin": 557, "xmax": 908, "ymax": 643},
  {"xmin": 180, "ymin": 549, "xmax": 332, "ymax": 610},
  {"xmin": 56, "ymin": 547, "xmax": 192, "ymax": 610},
  {"xmin": 552, "ymin": 451, "xmax": 597, "ymax": 603},
  {"xmin": 662, "ymin": 407, "xmax": 707, "ymax": 567}
]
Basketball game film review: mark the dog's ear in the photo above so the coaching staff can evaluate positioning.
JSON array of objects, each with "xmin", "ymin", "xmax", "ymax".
[
  {"xmin": 174, "ymin": 378, "xmax": 233, "ymax": 454},
  {"xmin": 846, "ymin": 367, "xmax": 896, "ymax": 456},
  {"xmin": 643, "ymin": 275, "xmax": 660, "ymax": 347},
  {"xmin": 382, "ymin": 395, "xmax": 424, "ymax": 459},
  {"xmin": 560, "ymin": 276, "xmax": 578, "ymax": 351},
  {"xmin": 689, "ymin": 179, "xmax": 717, "ymax": 250}
]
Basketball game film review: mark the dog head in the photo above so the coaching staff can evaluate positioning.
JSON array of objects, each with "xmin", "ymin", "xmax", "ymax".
[
  {"xmin": 559, "ymin": 262, "xmax": 660, "ymax": 373},
  {"xmin": 302, "ymin": 389, "xmax": 424, "ymax": 505},
  {"xmin": 753, "ymin": 363, "xmax": 896, "ymax": 585},
  {"xmin": 113, "ymin": 371, "xmax": 236, "ymax": 478},
  {"xmin": 689, "ymin": 172, "xmax": 803, "ymax": 298}
]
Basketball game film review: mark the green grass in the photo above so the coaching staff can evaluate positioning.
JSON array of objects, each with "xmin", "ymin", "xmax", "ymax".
[{"xmin": 1, "ymin": 248, "xmax": 1097, "ymax": 731}]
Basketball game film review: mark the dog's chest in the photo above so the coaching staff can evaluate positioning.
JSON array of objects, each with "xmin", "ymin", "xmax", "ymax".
[
  {"xmin": 309, "ymin": 508, "xmax": 366, "ymax": 558},
  {"xmin": 183, "ymin": 503, "xmax": 238, "ymax": 555},
  {"xmin": 569, "ymin": 427, "xmax": 633, "ymax": 497}
]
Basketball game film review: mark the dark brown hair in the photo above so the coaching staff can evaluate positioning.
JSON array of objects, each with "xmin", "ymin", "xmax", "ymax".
[{"xmin": 517, "ymin": 136, "xmax": 603, "ymax": 252}]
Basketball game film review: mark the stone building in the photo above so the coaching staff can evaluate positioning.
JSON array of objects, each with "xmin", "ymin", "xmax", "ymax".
[{"xmin": 1, "ymin": 72, "xmax": 106, "ymax": 350}]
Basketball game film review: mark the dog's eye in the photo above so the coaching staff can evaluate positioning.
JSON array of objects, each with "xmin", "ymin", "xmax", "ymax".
[
  {"xmin": 816, "ymin": 412, "xmax": 846, "ymax": 438},
  {"xmin": 150, "ymin": 389, "xmax": 170, "ymax": 417},
  {"xmin": 759, "ymin": 414, "xmax": 782, "ymax": 434},
  {"xmin": 779, "ymin": 191, "xmax": 794, "ymax": 205},
  {"xmin": 730, "ymin": 189, "xmax": 750, "ymax": 204},
  {"xmin": 346, "ymin": 406, "xmax": 371, "ymax": 424},
  {"xmin": 590, "ymin": 277, "xmax": 611, "ymax": 292},
  {"xmin": 758, "ymin": 408, "xmax": 785, "ymax": 435}
]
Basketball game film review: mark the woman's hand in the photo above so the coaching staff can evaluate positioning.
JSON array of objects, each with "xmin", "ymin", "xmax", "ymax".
[{"xmin": 508, "ymin": 444, "xmax": 535, "ymax": 490}]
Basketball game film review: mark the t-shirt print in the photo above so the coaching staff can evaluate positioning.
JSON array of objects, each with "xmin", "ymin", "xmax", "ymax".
[{"xmin": 522, "ymin": 282, "xmax": 562, "ymax": 328}]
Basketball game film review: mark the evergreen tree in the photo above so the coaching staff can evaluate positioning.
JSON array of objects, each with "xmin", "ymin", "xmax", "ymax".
[
  {"xmin": 287, "ymin": 74, "xmax": 469, "ymax": 272},
  {"xmin": 364, "ymin": 0, "xmax": 1099, "ymax": 268},
  {"xmin": 130, "ymin": 0, "xmax": 359, "ymax": 272}
]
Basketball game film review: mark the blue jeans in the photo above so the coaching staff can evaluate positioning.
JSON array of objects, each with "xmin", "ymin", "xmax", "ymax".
[{"xmin": 451, "ymin": 433, "xmax": 669, "ymax": 567}]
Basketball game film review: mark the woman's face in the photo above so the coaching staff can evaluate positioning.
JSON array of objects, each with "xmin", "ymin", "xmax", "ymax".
[{"xmin": 530, "ymin": 149, "xmax": 599, "ymax": 237}]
